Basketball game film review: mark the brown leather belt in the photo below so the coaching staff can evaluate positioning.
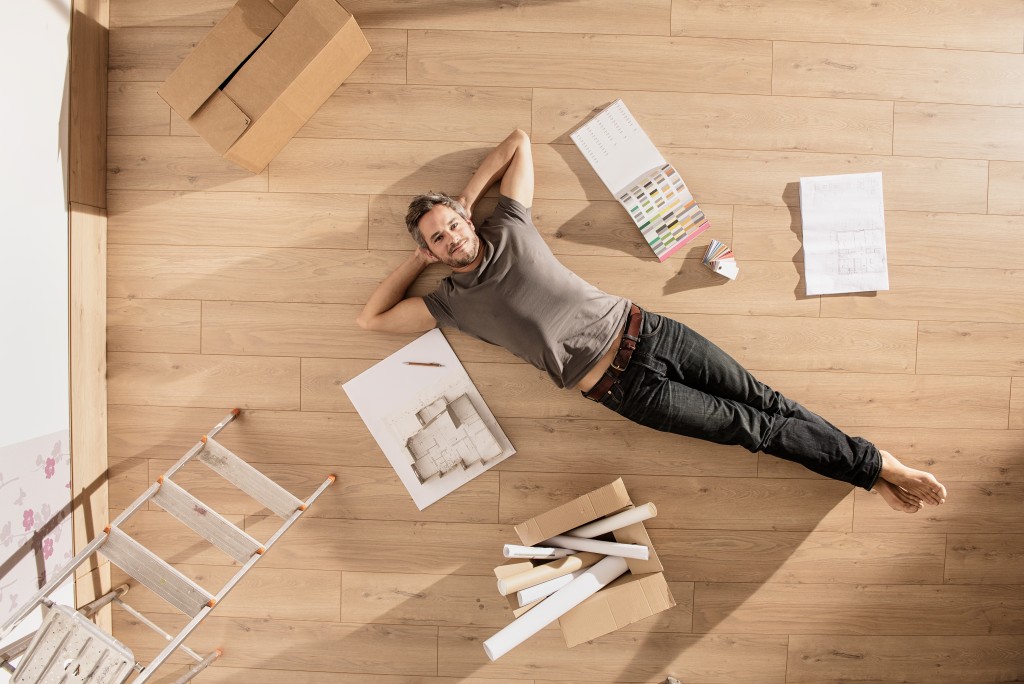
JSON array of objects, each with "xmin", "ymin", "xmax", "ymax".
[{"xmin": 583, "ymin": 304, "xmax": 642, "ymax": 402}]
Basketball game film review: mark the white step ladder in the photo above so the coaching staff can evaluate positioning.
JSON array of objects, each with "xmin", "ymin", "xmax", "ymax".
[{"xmin": 0, "ymin": 409, "xmax": 335, "ymax": 683}]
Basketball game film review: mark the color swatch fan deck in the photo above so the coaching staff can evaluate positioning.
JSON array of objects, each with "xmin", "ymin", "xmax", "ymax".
[{"xmin": 702, "ymin": 239, "xmax": 739, "ymax": 280}]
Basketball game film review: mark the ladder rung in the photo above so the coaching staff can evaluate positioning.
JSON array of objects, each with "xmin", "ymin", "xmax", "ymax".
[
  {"xmin": 198, "ymin": 438, "xmax": 303, "ymax": 519},
  {"xmin": 153, "ymin": 478, "xmax": 263, "ymax": 563},
  {"xmin": 98, "ymin": 528, "xmax": 213, "ymax": 618}
]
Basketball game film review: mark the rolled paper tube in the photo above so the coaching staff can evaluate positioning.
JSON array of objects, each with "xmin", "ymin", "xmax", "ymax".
[
  {"xmin": 503, "ymin": 544, "xmax": 576, "ymax": 559},
  {"xmin": 496, "ymin": 552, "xmax": 602, "ymax": 596},
  {"xmin": 544, "ymin": 535, "xmax": 649, "ymax": 560},
  {"xmin": 484, "ymin": 555, "xmax": 629, "ymax": 661},
  {"xmin": 564, "ymin": 502, "xmax": 658, "ymax": 538},
  {"xmin": 516, "ymin": 569, "xmax": 585, "ymax": 606}
]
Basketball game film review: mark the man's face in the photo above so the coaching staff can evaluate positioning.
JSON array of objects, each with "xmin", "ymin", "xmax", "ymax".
[{"xmin": 417, "ymin": 204, "xmax": 481, "ymax": 270}]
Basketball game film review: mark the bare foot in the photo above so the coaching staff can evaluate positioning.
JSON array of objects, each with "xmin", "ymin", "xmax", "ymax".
[
  {"xmin": 878, "ymin": 450, "xmax": 947, "ymax": 505},
  {"xmin": 872, "ymin": 478, "xmax": 921, "ymax": 513}
]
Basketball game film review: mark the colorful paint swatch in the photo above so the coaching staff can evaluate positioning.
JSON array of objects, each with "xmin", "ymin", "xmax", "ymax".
[
  {"xmin": 702, "ymin": 239, "xmax": 739, "ymax": 280},
  {"xmin": 571, "ymin": 99, "xmax": 710, "ymax": 261},
  {"xmin": 618, "ymin": 164, "xmax": 709, "ymax": 261}
]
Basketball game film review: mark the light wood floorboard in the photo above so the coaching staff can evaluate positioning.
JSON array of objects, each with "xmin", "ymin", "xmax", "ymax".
[
  {"xmin": 107, "ymin": 297, "xmax": 201, "ymax": 353},
  {"xmin": 786, "ymin": 635, "xmax": 1024, "ymax": 683},
  {"xmin": 407, "ymin": 31, "xmax": 772, "ymax": 94},
  {"xmin": 893, "ymin": 102, "xmax": 1024, "ymax": 161},
  {"xmin": 670, "ymin": 0, "xmax": 1024, "ymax": 52},
  {"xmin": 945, "ymin": 534, "xmax": 1024, "ymax": 584},
  {"xmin": 531, "ymin": 88, "xmax": 894, "ymax": 155},
  {"xmin": 344, "ymin": 0, "xmax": 672, "ymax": 36},
  {"xmin": 990, "ymin": 160, "xmax": 1024, "ymax": 215},
  {"xmin": 772, "ymin": 42, "xmax": 1024, "ymax": 106},
  {"xmin": 107, "ymin": 190, "xmax": 368, "ymax": 248},
  {"xmin": 104, "ymin": 3, "xmax": 1024, "ymax": 682},
  {"xmin": 693, "ymin": 582, "xmax": 1024, "ymax": 634},
  {"xmin": 107, "ymin": 82, "xmax": 168, "ymax": 136}
]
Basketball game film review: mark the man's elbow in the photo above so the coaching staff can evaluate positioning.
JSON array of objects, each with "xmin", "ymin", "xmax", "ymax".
[{"xmin": 355, "ymin": 312, "xmax": 376, "ymax": 331}]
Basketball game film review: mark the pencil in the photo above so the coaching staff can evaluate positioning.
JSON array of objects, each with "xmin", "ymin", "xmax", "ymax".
[{"xmin": 404, "ymin": 362, "xmax": 444, "ymax": 367}]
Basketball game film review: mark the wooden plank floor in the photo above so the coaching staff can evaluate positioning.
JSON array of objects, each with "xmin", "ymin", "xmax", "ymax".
[{"xmin": 104, "ymin": 2, "xmax": 1024, "ymax": 682}]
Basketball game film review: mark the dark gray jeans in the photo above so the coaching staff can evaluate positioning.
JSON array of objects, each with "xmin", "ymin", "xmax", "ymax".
[{"xmin": 591, "ymin": 309, "xmax": 882, "ymax": 490}]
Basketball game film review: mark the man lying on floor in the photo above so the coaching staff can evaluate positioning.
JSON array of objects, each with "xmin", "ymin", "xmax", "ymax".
[{"xmin": 357, "ymin": 128, "xmax": 947, "ymax": 513}]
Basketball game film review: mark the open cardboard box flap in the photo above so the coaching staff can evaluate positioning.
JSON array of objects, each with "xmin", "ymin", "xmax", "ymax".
[
  {"xmin": 225, "ymin": 0, "xmax": 352, "ymax": 121},
  {"xmin": 157, "ymin": 0, "xmax": 370, "ymax": 172},
  {"xmin": 157, "ymin": 0, "xmax": 283, "ymax": 120},
  {"xmin": 558, "ymin": 572, "xmax": 675, "ymax": 647},
  {"xmin": 223, "ymin": 4, "xmax": 368, "ymax": 171},
  {"xmin": 514, "ymin": 478, "xmax": 633, "ymax": 547}
]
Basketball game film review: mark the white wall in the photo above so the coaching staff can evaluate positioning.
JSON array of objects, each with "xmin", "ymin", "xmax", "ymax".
[
  {"xmin": 0, "ymin": 0, "xmax": 74, "ymax": 671},
  {"xmin": 0, "ymin": 0, "xmax": 72, "ymax": 447}
]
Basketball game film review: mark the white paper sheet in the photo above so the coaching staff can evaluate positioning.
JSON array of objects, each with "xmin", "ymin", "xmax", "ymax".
[
  {"xmin": 799, "ymin": 171, "xmax": 889, "ymax": 296},
  {"xmin": 342, "ymin": 329, "xmax": 515, "ymax": 510},
  {"xmin": 570, "ymin": 99, "xmax": 665, "ymax": 196}
]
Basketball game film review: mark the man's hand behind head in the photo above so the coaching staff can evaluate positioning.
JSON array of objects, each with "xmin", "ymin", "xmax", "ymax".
[
  {"xmin": 456, "ymin": 195, "xmax": 472, "ymax": 220},
  {"xmin": 416, "ymin": 247, "xmax": 440, "ymax": 265}
]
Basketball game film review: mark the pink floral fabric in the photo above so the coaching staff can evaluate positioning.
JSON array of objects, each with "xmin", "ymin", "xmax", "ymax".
[{"xmin": 0, "ymin": 430, "xmax": 72, "ymax": 624}]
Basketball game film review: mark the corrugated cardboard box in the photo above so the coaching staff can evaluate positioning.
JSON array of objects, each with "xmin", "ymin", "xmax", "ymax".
[
  {"xmin": 500, "ymin": 478, "xmax": 675, "ymax": 647},
  {"xmin": 158, "ymin": 0, "xmax": 370, "ymax": 173}
]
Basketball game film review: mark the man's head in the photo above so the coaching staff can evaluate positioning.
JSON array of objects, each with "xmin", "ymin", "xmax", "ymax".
[{"xmin": 406, "ymin": 192, "xmax": 480, "ymax": 269}]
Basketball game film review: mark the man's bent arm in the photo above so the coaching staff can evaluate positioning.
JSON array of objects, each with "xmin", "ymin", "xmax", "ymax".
[
  {"xmin": 460, "ymin": 128, "xmax": 534, "ymax": 214},
  {"xmin": 356, "ymin": 251, "xmax": 437, "ymax": 333}
]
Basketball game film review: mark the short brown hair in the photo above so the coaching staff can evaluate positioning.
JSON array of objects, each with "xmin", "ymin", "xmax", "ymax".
[{"xmin": 405, "ymin": 192, "xmax": 469, "ymax": 249}]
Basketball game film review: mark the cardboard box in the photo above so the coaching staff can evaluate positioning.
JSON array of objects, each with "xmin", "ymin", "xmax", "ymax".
[
  {"xmin": 499, "ymin": 478, "xmax": 675, "ymax": 647},
  {"xmin": 158, "ymin": 0, "xmax": 370, "ymax": 173}
]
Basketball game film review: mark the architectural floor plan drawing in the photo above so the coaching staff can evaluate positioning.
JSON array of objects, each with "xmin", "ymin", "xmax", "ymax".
[
  {"xmin": 343, "ymin": 329, "xmax": 515, "ymax": 510},
  {"xmin": 405, "ymin": 394, "xmax": 502, "ymax": 483},
  {"xmin": 799, "ymin": 171, "xmax": 890, "ymax": 296},
  {"xmin": 836, "ymin": 228, "xmax": 887, "ymax": 276}
]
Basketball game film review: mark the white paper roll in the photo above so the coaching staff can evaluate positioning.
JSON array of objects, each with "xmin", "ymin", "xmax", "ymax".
[
  {"xmin": 496, "ymin": 552, "xmax": 602, "ymax": 596},
  {"xmin": 545, "ymin": 535, "xmax": 649, "ymax": 560},
  {"xmin": 483, "ymin": 555, "xmax": 629, "ymax": 661},
  {"xmin": 503, "ymin": 544, "xmax": 576, "ymax": 559},
  {"xmin": 565, "ymin": 502, "xmax": 657, "ymax": 538},
  {"xmin": 516, "ymin": 569, "xmax": 585, "ymax": 605}
]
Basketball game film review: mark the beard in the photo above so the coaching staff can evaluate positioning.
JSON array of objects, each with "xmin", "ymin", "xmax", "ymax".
[{"xmin": 441, "ymin": 232, "xmax": 480, "ymax": 268}]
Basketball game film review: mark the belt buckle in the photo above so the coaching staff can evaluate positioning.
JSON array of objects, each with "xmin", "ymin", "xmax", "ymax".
[{"xmin": 611, "ymin": 336, "xmax": 636, "ymax": 373}]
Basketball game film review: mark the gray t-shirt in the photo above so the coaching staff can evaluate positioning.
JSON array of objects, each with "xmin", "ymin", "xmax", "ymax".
[{"xmin": 423, "ymin": 195, "xmax": 630, "ymax": 389}]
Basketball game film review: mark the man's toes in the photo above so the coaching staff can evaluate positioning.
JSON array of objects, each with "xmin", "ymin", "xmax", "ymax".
[
  {"xmin": 891, "ymin": 486, "xmax": 922, "ymax": 512},
  {"xmin": 894, "ymin": 487, "xmax": 923, "ymax": 509},
  {"xmin": 908, "ymin": 473, "xmax": 945, "ymax": 505},
  {"xmin": 923, "ymin": 482, "xmax": 947, "ymax": 505},
  {"xmin": 875, "ymin": 480, "xmax": 922, "ymax": 514},
  {"xmin": 887, "ymin": 495, "xmax": 920, "ymax": 514}
]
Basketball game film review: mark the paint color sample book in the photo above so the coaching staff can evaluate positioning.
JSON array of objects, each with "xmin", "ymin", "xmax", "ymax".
[{"xmin": 571, "ymin": 99, "xmax": 710, "ymax": 261}]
